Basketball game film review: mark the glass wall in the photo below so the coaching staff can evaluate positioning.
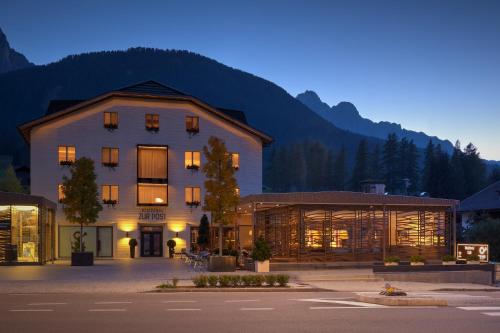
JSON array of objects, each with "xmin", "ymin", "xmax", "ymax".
[
  {"xmin": 58, "ymin": 226, "xmax": 113, "ymax": 258},
  {"xmin": 11, "ymin": 206, "xmax": 39, "ymax": 262}
]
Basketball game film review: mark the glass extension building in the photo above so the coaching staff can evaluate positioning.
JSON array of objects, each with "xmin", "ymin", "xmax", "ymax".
[
  {"xmin": 236, "ymin": 192, "xmax": 458, "ymax": 262},
  {"xmin": 0, "ymin": 192, "xmax": 56, "ymax": 264}
]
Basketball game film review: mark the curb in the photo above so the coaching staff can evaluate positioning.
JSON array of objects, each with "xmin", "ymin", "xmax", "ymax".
[
  {"xmin": 150, "ymin": 287, "xmax": 331, "ymax": 293},
  {"xmin": 356, "ymin": 293, "xmax": 448, "ymax": 306}
]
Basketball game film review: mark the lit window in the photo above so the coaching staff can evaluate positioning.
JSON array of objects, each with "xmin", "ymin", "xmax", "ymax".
[
  {"xmin": 235, "ymin": 187, "xmax": 240, "ymax": 197},
  {"xmin": 186, "ymin": 116, "xmax": 199, "ymax": 134},
  {"xmin": 102, "ymin": 147, "xmax": 119, "ymax": 167},
  {"xmin": 185, "ymin": 187, "xmax": 201, "ymax": 207},
  {"xmin": 58, "ymin": 184, "xmax": 65, "ymax": 203},
  {"xmin": 102, "ymin": 185, "xmax": 119, "ymax": 205},
  {"xmin": 185, "ymin": 151, "xmax": 201, "ymax": 170},
  {"xmin": 231, "ymin": 153, "xmax": 239, "ymax": 170},
  {"xmin": 58, "ymin": 146, "xmax": 75, "ymax": 165},
  {"xmin": 145, "ymin": 114, "xmax": 159, "ymax": 131},
  {"xmin": 137, "ymin": 146, "xmax": 168, "ymax": 181},
  {"xmin": 104, "ymin": 112, "xmax": 118, "ymax": 129},
  {"xmin": 138, "ymin": 184, "xmax": 168, "ymax": 205}
]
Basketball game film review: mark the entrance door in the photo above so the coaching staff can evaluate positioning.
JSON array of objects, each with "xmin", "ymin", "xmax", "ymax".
[{"xmin": 141, "ymin": 228, "xmax": 163, "ymax": 257}]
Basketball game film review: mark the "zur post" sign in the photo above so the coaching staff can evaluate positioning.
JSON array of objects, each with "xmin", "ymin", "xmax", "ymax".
[{"xmin": 456, "ymin": 243, "xmax": 489, "ymax": 262}]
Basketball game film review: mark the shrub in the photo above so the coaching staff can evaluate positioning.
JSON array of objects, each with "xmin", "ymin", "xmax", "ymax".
[
  {"xmin": 193, "ymin": 275, "xmax": 208, "ymax": 288},
  {"xmin": 276, "ymin": 274, "xmax": 289, "ymax": 287},
  {"xmin": 229, "ymin": 275, "xmax": 241, "ymax": 287},
  {"xmin": 157, "ymin": 277, "xmax": 179, "ymax": 289},
  {"xmin": 442, "ymin": 255, "xmax": 456, "ymax": 262},
  {"xmin": 207, "ymin": 275, "xmax": 218, "ymax": 287},
  {"xmin": 463, "ymin": 217, "xmax": 500, "ymax": 261},
  {"xmin": 264, "ymin": 274, "xmax": 277, "ymax": 287},
  {"xmin": 466, "ymin": 254, "xmax": 480, "ymax": 261},
  {"xmin": 251, "ymin": 237, "xmax": 271, "ymax": 262},
  {"xmin": 410, "ymin": 255, "xmax": 425, "ymax": 263},
  {"xmin": 251, "ymin": 275, "xmax": 264, "ymax": 287},
  {"xmin": 172, "ymin": 277, "xmax": 179, "ymax": 288},
  {"xmin": 241, "ymin": 275, "xmax": 253, "ymax": 287},
  {"xmin": 219, "ymin": 275, "xmax": 232, "ymax": 288},
  {"xmin": 384, "ymin": 256, "xmax": 400, "ymax": 263}
]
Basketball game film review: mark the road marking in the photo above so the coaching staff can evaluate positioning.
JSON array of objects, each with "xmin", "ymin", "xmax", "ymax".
[
  {"xmin": 28, "ymin": 302, "xmax": 67, "ymax": 306},
  {"xmin": 89, "ymin": 309, "xmax": 126, "ymax": 312},
  {"xmin": 310, "ymin": 306, "xmax": 438, "ymax": 310},
  {"xmin": 162, "ymin": 300, "xmax": 197, "ymax": 303},
  {"xmin": 458, "ymin": 307, "xmax": 500, "ymax": 311},
  {"xmin": 295, "ymin": 298, "xmax": 384, "ymax": 308},
  {"xmin": 94, "ymin": 301, "xmax": 132, "ymax": 305},
  {"xmin": 240, "ymin": 307, "xmax": 274, "ymax": 311},
  {"xmin": 289, "ymin": 297, "xmax": 349, "ymax": 301},
  {"xmin": 225, "ymin": 299, "xmax": 260, "ymax": 303},
  {"xmin": 482, "ymin": 312, "xmax": 500, "ymax": 317},
  {"xmin": 166, "ymin": 308, "xmax": 201, "ymax": 311},
  {"xmin": 9, "ymin": 309, "xmax": 54, "ymax": 312}
]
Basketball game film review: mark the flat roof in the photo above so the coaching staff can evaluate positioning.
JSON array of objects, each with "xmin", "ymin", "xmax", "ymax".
[
  {"xmin": 239, "ymin": 191, "xmax": 458, "ymax": 211},
  {"xmin": 0, "ymin": 191, "xmax": 57, "ymax": 209}
]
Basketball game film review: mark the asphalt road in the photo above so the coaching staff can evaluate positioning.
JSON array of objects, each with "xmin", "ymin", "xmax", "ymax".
[{"xmin": 1, "ymin": 291, "xmax": 499, "ymax": 333}]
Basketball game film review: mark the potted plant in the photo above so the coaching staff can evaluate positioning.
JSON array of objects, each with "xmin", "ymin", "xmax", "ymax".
[
  {"xmin": 202, "ymin": 136, "xmax": 239, "ymax": 272},
  {"xmin": 252, "ymin": 236, "xmax": 271, "ymax": 273},
  {"xmin": 167, "ymin": 239, "xmax": 176, "ymax": 258},
  {"xmin": 129, "ymin": 238, "xmax": 138, "ymax": 258},
  {"xmin": 61, "ymin": 157, "xmax": 102, "ymax": 266},
  {"xmin": 384, "ymin": 256, "xmax": 400, "ymax": 266},
  {"xmin": 466, "ymin": 254, "xmax": 480, "ymax": 264},
  {"xmin": 410, "ymin": 255, "xmax": 425, "ymax": 266},
  {"xmin": 442, "ymin": 254, "xmax": 456, "ymax": 265}
]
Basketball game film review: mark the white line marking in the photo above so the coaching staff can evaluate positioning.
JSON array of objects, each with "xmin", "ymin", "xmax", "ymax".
[
  {"xmin": 28, "ymin": 302, "xmax": 67, "ymax": 306},
  {"xmin": 289, "ymin": 297, "xmax": 349, "ymax": 301},
  {"xmin": 240, "ymin": 307, "xmax": 274, "ymax": 311},
  {"xmin": 225, "ymin": 300, "xmax": 260, "ymax": 303},
  {"xmin": 88, "ymin": 309, "xmax": 126, "ymax": 312},
  {"xmin": 482, "ymin": 312, "xmax": 500, "ymax": 316},
  {"xmin": 458, "ymin": 307, "xmax": 500, "ymax": 311},
  {"xmin": 166, "ymin": 308, "xmax": 201, "ymax": 311},
  {"xmin": 9, "ymin": 309, "xmax": 54, "ymax": 312},
  {"xmin": 94, "ymin": 301, "xmax": 132, "ymax": 305},
  {"xmin": 162, "ymin": 301, "xmax": 197, "ymax": 303},
  {"xmin": 295, "ymin": 299, "xmax": 384, "ymax": 308},
  {"xmin": 310, "ymin": 306, "xmax": 439, "ymax": 310}
]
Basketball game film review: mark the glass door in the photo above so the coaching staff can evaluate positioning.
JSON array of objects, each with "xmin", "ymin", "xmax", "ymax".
[
  {"xmin": 141, "ymin": 230, "xmax": 163, "ymax": 257},
  {"xmin": 97, "ymin": 227, "xmax": 113, "ymax": 257}
]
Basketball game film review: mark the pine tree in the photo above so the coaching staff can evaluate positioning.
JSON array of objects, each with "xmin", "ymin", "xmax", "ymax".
[
  {"xmin": 462, "ymin": 143, "xmax": 487, "ymax": 196},
  {"xmin": 202, "ymin": 136, "xmax": 239, "ymax": 256},
  {"xmin": 422, "ymin": 140, "xmax": 435, "ymax": 195},
  {"xmin": 0, "ymin": 164, "xmax": 23, "ymax": 193},
  {"xmin": 433, "ymin": 145, "xmax": 452, "ymax": 198},
  {"xmin": 368, "ymin": 144, "xmax": 382, "ymax": 180},
  {"xmin": 332, "ymin": 147, "xmax": 348, "ymax": 191},
  {"xmin": 62, "ymin": 157, "xmax": 102, "ymax": 252},
  {"xmin": 489, "ymin": 166, "xmax": 500, "ymax": 184},
  {"xmin": 289, "ymin": 143, "xmax": 306, "ymax": 191},
  {"xmin": 350, "ymin": 139, "xmax": 369, "ymax": 191},
  {"xmin": 449, "ymin": 140, "xmax": 466, "ymax": 199},
  {"xmin": 325, "ymin": 149, "xmax": 335, "ymax": 190},
  {"xmin": 383, "ymin": 133, "xmax": 400, "ymax": 193},
  {"xmin": 398, "ymin": 139, "xmax": 419, "ymax": 195}
]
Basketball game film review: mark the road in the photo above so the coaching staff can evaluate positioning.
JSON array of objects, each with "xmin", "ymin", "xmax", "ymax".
[{"xmin": 1, "ymin": 291, "xmax": 499, "ymax": 333}]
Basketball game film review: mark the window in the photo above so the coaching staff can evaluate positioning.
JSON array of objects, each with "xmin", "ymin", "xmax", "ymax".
[
  {"xmin": 235, "ymin": 187, "xmax": 240, "ymax": 197},
  {"xmin": 185, "ymin": 187, "xmax": 201, "ymax": 207},
  {"xmin": 138, "ymin": 184, "xmax": 168, "ymax": 205},
  {"xmin": 58, "ymin": 184, "xmax": 65, "ymax": 203},
  {"xmin": 186, "ymin": 116, "xmax": 199, "ymax": 134},
  {"xmin": 231, "ymin": 153, "xmax": 240, "ymax": 170},
  {"xmin": 145, "ymin": 114, "xmax": 159, "ymax": 132},
  {"xmin": 102, "ymin": 185, "xmax": 119, "ymax": 205},
  {"xmin": 58, "ymin": 145, "xmax": 75, "ymax": 165},
  {"xmin": 185, "ymin": 151, "xmax": 201, "ymax": 170},
  {"xmin": 137, "ymin": 146, "xmax": 168, "ymax": 181},
  {"xmin": 102, "ymin": 147, "xmax": 119, "ymax": 167},
  {"xmin": 104, "ymin": 112, "xmax": 118, "ymax": 129}
]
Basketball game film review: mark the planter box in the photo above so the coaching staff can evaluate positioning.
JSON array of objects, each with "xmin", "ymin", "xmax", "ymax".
[
  {"xmin": 442, "ymin": 261, "xmax": 456, "ymax": 265},
  {"xmin": 410, "ymin": 262, "xmax": 425, "ymax": 266},
  {"xmin": 71, "ymin": 252, "xmax": 94, "ymax": 266},
  {"xmin": 384, "ymin": 262, "xmax": 399, "ymax": 266},
  {"xmin": 254, "ymin": 260, "xmax": 270, "ymax": 273},
  {"xmin": 208, "ymin": 256, "xmax": 236, "ymax": 272},
  {"xmin": 467, "ymin": 261, "xmax": 480, "ymax": 265}
]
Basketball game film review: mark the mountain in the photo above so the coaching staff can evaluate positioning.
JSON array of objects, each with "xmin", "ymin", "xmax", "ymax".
[
  {"xmin": 0, "ymin": 28, "xmax": 33, "ymax": 74},
  {"xmin": 296, "ymin": 90, "xmax": 454, "ymax": 153},
  {"xmin": 0, "ymin": 47, "xmax": 386, "ymax": 166}
]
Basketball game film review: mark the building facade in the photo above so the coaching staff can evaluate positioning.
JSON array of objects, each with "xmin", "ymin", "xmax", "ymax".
[
  {"xmin": 19, "ymin": 81, "xmax": 271, "ymax": 259},
  {"xmin": 458, "ymin": 180, "xmax": 500, "ymax": 228}
]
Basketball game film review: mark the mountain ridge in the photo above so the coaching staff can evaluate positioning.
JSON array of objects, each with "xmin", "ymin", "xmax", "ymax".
[
  {"xmin": 0, "ymin": 28, "xmax": 33, "ymax": 74},
  {"xmin": 296, "ymin": 90, "xmax": 454, "ymax": 153}
]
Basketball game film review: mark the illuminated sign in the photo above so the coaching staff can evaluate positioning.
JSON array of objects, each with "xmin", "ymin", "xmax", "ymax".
[
  {"xmin": 456, "ymin": 243, "xmax": 489, "ymax": 262},
  {"xmin": 139, "ymin": 208, "xmax": 166, "ymax": 221}
]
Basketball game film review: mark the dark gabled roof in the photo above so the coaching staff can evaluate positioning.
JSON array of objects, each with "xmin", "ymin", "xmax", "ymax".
[
  {"xmin": 117, "ymin": 80, "xmax": 187, "ymax": 97},
  {"xmin": 46, "ymin": 100, "xmax": 85, "ymax": 115},
  {"xmin": 458, "ymin": 181, "xmax": 500, "ymax": 212},
  {"xmin": 20, "ymin": 80, "xmax": 271, "ymax": 144}
]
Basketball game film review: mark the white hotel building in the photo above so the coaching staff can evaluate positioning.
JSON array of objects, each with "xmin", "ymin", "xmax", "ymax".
[{"xmin": 19, "ymin": 81, "xmax": 272, "ymax": 259}]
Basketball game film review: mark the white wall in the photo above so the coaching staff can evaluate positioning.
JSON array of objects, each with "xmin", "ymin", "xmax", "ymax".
[{"xmin": 30, "ymin": 97, "xmax": 264, "ymax": 258}]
